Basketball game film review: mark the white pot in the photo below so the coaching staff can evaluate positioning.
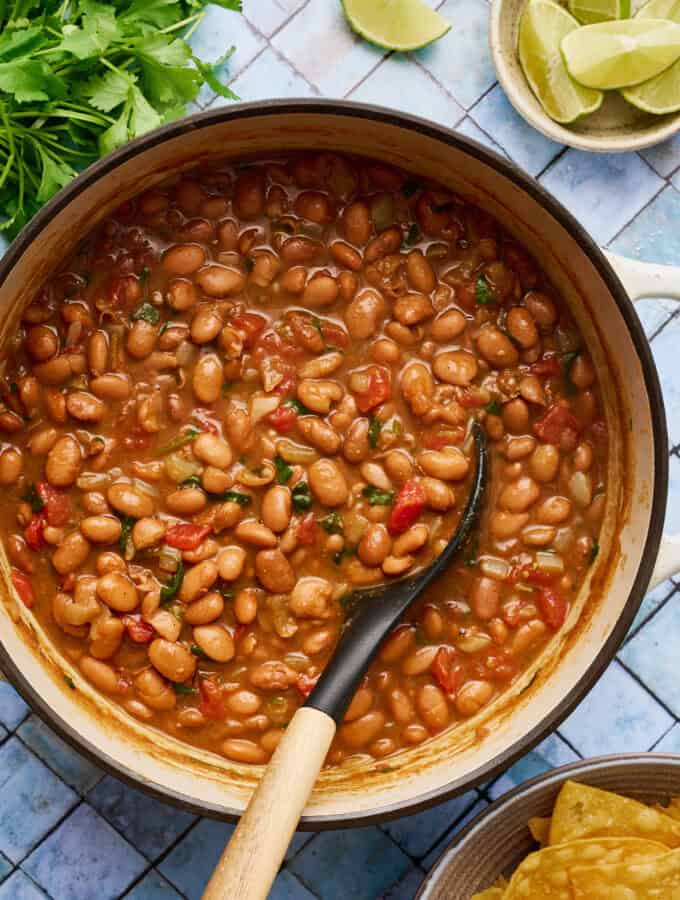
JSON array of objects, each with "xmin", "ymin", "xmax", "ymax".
[{"xmin": 0, "ymin": 101, "xmax": 678, "ymax": 826}]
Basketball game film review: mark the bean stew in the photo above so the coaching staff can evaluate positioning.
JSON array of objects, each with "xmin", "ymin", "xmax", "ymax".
[{"xmin": 0, "ymin": 153, "xmax": 606, "ymax": 767}]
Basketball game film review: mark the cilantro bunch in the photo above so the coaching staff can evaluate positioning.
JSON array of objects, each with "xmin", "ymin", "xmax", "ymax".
[{"xmin": 0, "ymin": 0, "xmax": 241, "ymax": 237}]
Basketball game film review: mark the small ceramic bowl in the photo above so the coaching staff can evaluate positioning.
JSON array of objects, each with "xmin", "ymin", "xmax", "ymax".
[
  {"xmin": 489, "ymin": 0, "xmax": 680, "ymax": 152},
  {"xmin": 416, "ymin": 753, "xmax": 680, "ymax": 899}
]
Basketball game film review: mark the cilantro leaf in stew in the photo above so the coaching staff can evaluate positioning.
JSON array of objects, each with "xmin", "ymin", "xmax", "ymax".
[{"xmin": 0, "ymin": 154, "xmax": 606, "ymax": 767}]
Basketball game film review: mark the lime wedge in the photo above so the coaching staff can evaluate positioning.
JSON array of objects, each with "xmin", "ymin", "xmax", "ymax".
[
  {"xmin": 519, "ymin": 0, "xmax": 603, "ymax": 123},
  {"xmin": 622, "ymin": 0, "xmax": 680, "ymax": 113},
  {"xmin": 568, "ymin": 0, "xmax": 630, "ymax": 25},
  {"xmin": 561, "ymin": 19, "xmax": 680, "ymax": 89},
  {"xmin": 341, "ymin": 0, "xmax": 451, "ymax": 51}
]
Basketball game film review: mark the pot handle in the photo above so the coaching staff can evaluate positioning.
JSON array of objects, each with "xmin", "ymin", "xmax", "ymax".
[{"xmin": 606, "ymin": 251, "xmax": 680, "ymax": 590}]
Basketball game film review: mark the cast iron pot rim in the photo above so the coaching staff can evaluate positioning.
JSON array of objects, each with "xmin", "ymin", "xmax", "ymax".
[
  {"xmin": 417, "ymin": 751, "xmax": 680, "ymax": 898},
  {"xmin": 0, "ymin": 99, "xmax": 668, "ymax": 828}
]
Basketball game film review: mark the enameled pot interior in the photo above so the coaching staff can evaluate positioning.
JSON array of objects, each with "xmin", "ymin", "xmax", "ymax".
[
  {"xmin": 418, "ymin": 754, "xmax": 680, "ymax": 899},
  {"xmin": 0, "ymin": 104, "xmax": 665, "ymax": 824}
]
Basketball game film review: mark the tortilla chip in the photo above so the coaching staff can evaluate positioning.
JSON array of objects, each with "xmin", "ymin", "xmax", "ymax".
[
  {"xmin": 529, "ymin": 816, "xmax": 552, "ymax": 846},
  {"xmin": 570, "ymin": 847, "xmax": 680, "ymax": 898},
  {"xmin": 503, "ymin": 838, "xmax": 668, "ymax": 900},
  {"xmin": 471, "ymin": 876, "xmax": 508, "ymax": 900},
  {"xmin": 656, "ymin": 798, "xmax": 680, "ymax": 823},
  {"xmin": 550, "ymin": 780, "xmax": 680, "ymax": 847}
]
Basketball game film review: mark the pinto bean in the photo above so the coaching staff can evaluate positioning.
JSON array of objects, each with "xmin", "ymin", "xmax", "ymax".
[
  {"xmin": 52, "ymin": 532, "xmax": 90, "ymax": 574},
  {"xmin": 416, "ymin": 684, "xmax": 449, "ymax": 731},
  {"xmin": 179, "ymin": 560, "xmax": 218, "ymax": 603},
  {"xmin": 80, "ymin": 515, "xmax": 121, "ymax": 544},
  {"xmin": 344, "ymin": 289, "xmax": 386, "ymax": 340},
  {"xmin": 217, "ymin": 545, "xmax": 247, "ymax": 580},
  {"xmin": 0, "ymin": 448, "xmax": 22, "ymax": 485},
  {"xmin": 261, "ymin": 486, "xmax": 292, "ymax": 533},
  {"xmin": 149, "ymin": 639, "xmax": 196, "ymax": 682},
  {"xmin": 80, "ymin": 657, "xmax": 122, "ymax": 694},
  {"xmin": 297, "ymin": 417, "xmax": 341, "ymax": 455},
  {"xmin": 45, "ymin": 435, "xmax": 81, "ymax": 486},
  {"xmin": 97, "ymin": 572, "xmax": 139, "ymax": 612},
  {"xmin": 394, "ymin": 293, "xmax": 434, "ymax": 326},
  {"xmin": 234, "ymin": 588, "xmax": 259, "ymax": 624},
  {"xmin": 406, "ymin": 249, "xmax": 436, "ymax": 293},
  {"xmin": 309, "ymin": 458, "xmax": 348, "ymax": 506},
  {"xmin": 303, "ymin": 274, "xmax": 339, "ymax": 308},
  {"xmin": 135, "ymin": 669, "xmax": 176, "ymax": 711},
  {"xmin": 433, "ymin": 350, "xmax": 478, "ymax": 386},
  {"xmin": 90, "ymin": 374, "xmax": 131, "ymax": 401},
  {"xmin": 341, "ymin": 200, "xmax": 372, "ymax": 245},
  {"xmin": 234, "ymin": 170, "xmax": 265, "ymax": 219},
  {"xmin": 499, "ymin": 476, "xmax": 540, "ymax": 513},
  {"xmin": 364, "ymin": 226, "xmax": 402, "ymax": 263},
  {"xmin": 417, "ymin": 447, "xmax": 468, "ymax": 481},
  {"xmin": 358, "ymin": 524, "xmax": 392, "ymax": 567},
  {"xmin": 66, "ymin": 391, "xmax": 105, "ymax": 422},
  {"xmin": 255, "ymin": 549, "xmax": 295, "ymax": 593},
  {"xmin": 107, "ymin": 482, "xmax": 155, "ymax": 518},
  {"xmin": 132, "ymin": 517, "xmax": 166, "ymax": 550},
  {"xmin": 340, "ymin": 711, "xmax": 386, "ymax": 749},
  {"xmin": 477, "ymin": 326, "xmax": 519, "ymax": 368},
  {"xmin": 184, "ymin": 592, "xmax": 224, "ymax": 625},
  {"xmin": 193, "ymin": 625, "xmax": 234, "ymax": 663}
]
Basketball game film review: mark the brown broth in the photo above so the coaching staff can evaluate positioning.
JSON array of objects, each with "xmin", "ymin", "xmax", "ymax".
[{"xmin": 0, "ymin": 153, "xmax": 607, "ymax": 767}]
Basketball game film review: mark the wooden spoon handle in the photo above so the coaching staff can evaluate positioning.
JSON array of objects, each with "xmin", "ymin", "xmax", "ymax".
[{"xmin": 201, "ymin": 706, "xmax": 336, "ymax": 900}]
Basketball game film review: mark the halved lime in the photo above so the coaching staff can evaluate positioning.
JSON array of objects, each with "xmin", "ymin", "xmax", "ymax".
[
  {"xmin": 519, "ymin": 0, "xmax": 603, "ymax": 123},
  {"xmin": 622, "ymin": 0, "xmax": 680, "ymax": 113},
  {"xmin": 341, "ymin": 0, "xmax": 451, "ymax": 51},
  {"xmin": 568, "ymin": 0, "xmax": 630, "ymax": 26},
  {"xmin": 561, "ymin": 19, "xmax": 680, "ymax": 89}
]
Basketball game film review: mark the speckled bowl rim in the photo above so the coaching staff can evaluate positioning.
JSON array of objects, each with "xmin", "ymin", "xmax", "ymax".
[
  {"xmin": 417, "ymin": 753, "xmax": 680, "ymax": 898},
  {"xmin": 489, "ymin": 0, "xmax": 680, "ymax": 153},
  {"xmin": 0, "ymin": 100, "xmax": 668, "ymax": 827}
]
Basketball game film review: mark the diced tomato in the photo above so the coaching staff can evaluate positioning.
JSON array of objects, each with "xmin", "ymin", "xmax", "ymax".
[
  {"xmin": 122, "ymin": 615, "xmax": 155, "ymax": 644},
  {"xmin": 354, "ymin": 367, "xmax": 391, "ymax": 413},
  {"xmin": 297, "ymin": 513, "xmax": 318, "ymax": 546},
  {"xmin": 231, "ymin": 312, "xmax": 267, "ymax": 349},
  {"xmin": 11, "ymin": 568, "xmax": 34, "ymax": 608},
  {"xmin": 164, "ymin": 523, "xmax": 212, "ymax": 551},
  {"xmin": 320, "ymin": 320, "xmax": 349, "ymax": 348},
  {"xmin": 123, "ymin": 428, "xmax": 153, "ymax": 451},
  {"xmin": 538, "ymin": 587, "xmax": 568, "ymax": 630},
  {"xmin": 484, "ymin": 653, "xmax": 517, "ymax": 682},
  {"xmin": 267, "ymin": 404, "xmax": 298, "ymax": 434},
  {"xmin": 271, "ymin": 367, "xmax": 297, "ymax": 398},
  {"xmin": 422, "ymin": 428, "xmax": 464, "ymax": 450},
  {"xmin": 24, "ymin": 512, "xmax": 46, "ymax": 551},
  {"xmin": 459, "ymin": 388, "xmax": 486, "ymax": 408},
  {"xmin": 509, "ymin": 563, "xmax": 555, "ymax": 587},
  {"xmin": 454, "ymin": 279, "xmax": 476, "ymax": 311},
  {"xmin": 255, "ymin": 329, "xmax": 304, "ymax": 362},
  {"xmin": 531, "ymin": 355, "xmax": 562, "ymax": 378},
  {"xmin": 233, "ymin": 624, "xmax": 248, "ymax": 644},
  {"xmin": 37, "ymin": 482, "xmax": 71, "ymax": 527},
  {"xmin": 533, "ymin": 404, "xmax": 581, "ymax": 446},
  {"xmin": 431, "ymin": 647, "xmax": 464, "ymax": 695},
  {"xmin": 295, "ymin": 673, "xmax": 319, "ymax": 698},
  {"xmin": 388, "ymin": 480, "xmax": 425, "ymax": 536},
  {"xmin": 199, "ymin": 678, "xmax": 227, "ymax": 721}
]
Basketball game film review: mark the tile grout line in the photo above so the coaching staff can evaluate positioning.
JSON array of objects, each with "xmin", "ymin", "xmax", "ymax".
[
  {"xmin": 622, "ymin": 584, "xmax": 679, "ymax": 646},
  {"xmin": 615, "ymin": 656, "xmax": 680, "ymax": 729}
]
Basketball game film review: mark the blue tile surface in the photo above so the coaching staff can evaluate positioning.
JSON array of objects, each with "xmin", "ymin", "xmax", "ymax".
[
  {"xmin": 17, "ymin": 716, "xmax": 102, "ymax": 795},
  {"xmin": 469, "ymin": 85, "xmax": 562, "ymax": 176},
  {"xmin": 540, "ymin": 150, "xmax": 663, "ymax": 244},
  {"xmin": 416, "ymin": 0, "xmax": 496, "ymax": 108},
  {"xmin": 124, "ymin": 871, "xmax": 184, "ymax": 900},
  {"xmin": 559, "ymin": 661, "xmax": 673, "ymax": 756},
  {"xmin": 0, "ymin": 738, "xmax": 77, "ymax": 863},
  {"xmin": 289, "ymin": 828, "xmax": 411, "ymax": 900},
  {"xmin": 88, "ymin": 776, "xmax": 196, "ymax": 860},
  {"xmin": 0, "ymin": 683, "xmax": 29, "ymax": 730},
  {"xmin": 2, "ymin": 2, "xmax": 680, "ymax": 897},
  {"xmin": 23, "ymin": 804, "xmax": 146, "ymax": 900},
  {"xmin": 0, "ymin": 872, "xmax": 47, "ymax": 899},
  {"xmin": 158, "ymin": 820, "xmax": 234, "ymax": 900}
]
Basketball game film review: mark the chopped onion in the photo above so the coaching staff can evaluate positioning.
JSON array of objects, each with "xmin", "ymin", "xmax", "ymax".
[
  {"xmin": 480, "ymin": 556, "xmax": 510, "ymax": 581},
  {"xmin": 370, "ymin": 193, "xmax": 394, "ymax": 231},
  {"xmin": 553, "ymin": 527, "xmax": 575, "ymax": 554},
  {"xmin": 283, "ymin": 652, "xmax": 310, "ymax": 672},
  {"xmin": 456, "ymin": 630, "xmax": 492, "ymax": 654},
  {"xmin": 344, "ymin": 513, "xmax": 369, "ymax": 546},
  {"xmin": 237, "ymin": 460, "xmax": 275, "ymax": 487},
  {"xmin": 569, "ymin": 471, "xmax": 593, "ymax": 509},
  {"xmin": 132, "ymin": 479, "xmax": 159, "ymax": 497},
  {"xmin": 158, "ymin": 546, "xmax": 181, "ymax": 573},
  {"xmin": 276, "ymin": 439, "xmax": 318, "ymax": 464},
  {"xmin": 250, "ymin": 393, "xmax": 280, "ymax": 425},
  {"xmin": 259, "ymin": 357, "xmax": 288, "ymax": 393},
  {"xmin": 164, "ymin": 453, "xmax": 202, "ymax": 484},
  {"xmin": 76, "ymin": 472, "xmax": 110, "ymax": 490},
  {"xmin": 536, "ymin": 551, "xmax": 564, "ymax": 575}
]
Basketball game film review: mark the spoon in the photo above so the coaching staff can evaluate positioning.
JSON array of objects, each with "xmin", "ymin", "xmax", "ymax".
[{"xmin": 202, "ymin": 422, "xmax": 488, "ymax": 900}]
